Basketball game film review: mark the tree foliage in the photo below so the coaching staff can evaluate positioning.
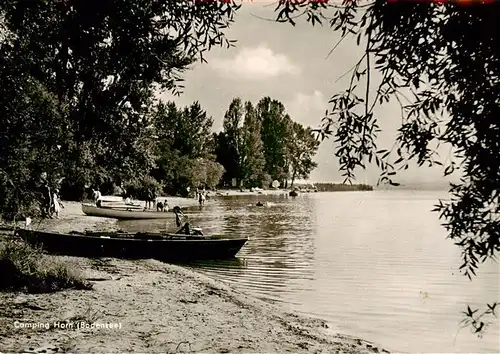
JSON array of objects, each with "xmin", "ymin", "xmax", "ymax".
[
  {"xmin": 274, "ymin": 0, "xmax": 499, "ymax": 330},
  {"xmin": 153, "ymin": 101, "xmax": 213, "ymax": 158},
  {"xmin": 0, "ymin": 0, "xmax": 239, "ymax": 213},
  {"xmin": 221, "ymin": 98, "xmax": 245, "ymax": 185},
  {"xmin": 123, "ymin": 175, "xmax": 162, "ymax": 202},
  {"xmin": 288, "ymin": 122, "xmax": 320, "ymax": 187},
  {"xmin": 0, "ymin": 73, "xmax": 66, "ymax": 218},
  {"xmin": 150, "ymin": 101, "xmax": 224, "ymax": 195},
  {"xmin": 257, "ymin": 97, "xmax": 292, "ymax": 184},
  {"xmin": 215, "ymin": 96, "xmax": 320, "ymax": 188},
  {"xmin": 241, "ymin": 101, "xmax": 267, "ymax": 187},
  {"xmin": 186, "ymin": 157, "xmax": 225, "ymax": 190}
]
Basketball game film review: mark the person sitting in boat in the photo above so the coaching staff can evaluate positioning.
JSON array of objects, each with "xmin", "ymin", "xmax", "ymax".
[{"xmin": 173, "ymin": 206, "xmax": 191, "ymax": 235}]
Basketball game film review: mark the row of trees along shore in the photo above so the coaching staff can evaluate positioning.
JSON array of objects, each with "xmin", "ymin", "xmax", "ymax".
[
  {"xmin": 1, "ymin": 91, "xmax": 323, "ymax": 218},
  {"xmin": 150, "ymin": 97, "xmax": 321, "ymax": 197}
]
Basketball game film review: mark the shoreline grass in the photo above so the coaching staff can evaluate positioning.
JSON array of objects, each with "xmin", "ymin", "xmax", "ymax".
[{"xmin": 0, "ymin": 238, "xmax": 92, "ymax": 293}]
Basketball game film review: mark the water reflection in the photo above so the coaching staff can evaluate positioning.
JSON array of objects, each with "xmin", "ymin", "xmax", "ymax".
[
  {"xmin": 178, "ymin": 257, "xmax": 248, "ymax": 272},
  {"xmin": 118, "ymin": 194, "xmax": 317, "ymax": 301},
  {"xmin": 118, "ymin": 191, "xmax": 500, "ymax": 353}
]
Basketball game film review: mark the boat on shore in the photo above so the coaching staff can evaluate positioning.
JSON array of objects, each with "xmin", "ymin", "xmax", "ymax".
[
  {"xmin": 98, "ymin": 195, "xmax": 127, "ymax": 203},
  {"xmin": 82, "ymin": 203, "xmax": 178, "ymax": 220},
  {"xmin": 15, "ymin": 229, "xmax": 248, "ymax": 261}
]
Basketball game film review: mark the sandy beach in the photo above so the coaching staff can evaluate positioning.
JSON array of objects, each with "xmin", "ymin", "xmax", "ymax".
[{"xmin": 0, "ymin": 198, "xmax": 388, "ymax": 354}]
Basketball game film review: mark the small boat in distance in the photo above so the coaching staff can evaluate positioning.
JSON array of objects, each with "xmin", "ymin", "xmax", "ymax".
[
  {"xmin": 81, "ymin": 203, "xmax": 178, "ymax": 220},
  {"xmin": 15, "ymin": 229, "xmax": 248, "ymax": 261}
]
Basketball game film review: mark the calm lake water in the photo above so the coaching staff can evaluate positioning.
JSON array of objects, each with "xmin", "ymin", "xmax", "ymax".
[{"xmin": 118, "ymin": 190, "xmax": 500, "ymax": 353}]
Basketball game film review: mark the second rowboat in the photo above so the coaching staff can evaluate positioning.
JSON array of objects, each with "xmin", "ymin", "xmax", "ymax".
[{"xmin": 81, "ymin": 203, "xmax": 179, "ymax": 220}]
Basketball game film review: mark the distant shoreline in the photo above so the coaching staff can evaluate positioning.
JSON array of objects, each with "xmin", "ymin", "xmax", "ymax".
[{"xmin": 210, "ymin": 184, "xmax": 373, "ymax": 196}]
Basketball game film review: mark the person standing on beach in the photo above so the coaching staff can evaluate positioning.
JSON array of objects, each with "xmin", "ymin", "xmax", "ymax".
[
  {"xmin": 52, "ymin": 188, "xmax": 64, "ymax": 218},
  {"xmin": 198, "ymin": 188, "xmax": 206, "ymax": 206},
  {"xmin": 93, "ymin": 188, "xmax": 102, "ymax": 207},
  {"xmin": 92, "ymin": 188, "xmax": 101, "ymax": 203},
  {"xmin": 145, "ymin": 188, "xmax": 156, "ymax": 210},
  {"xmin": 38, "ymin": 172, "xmax": 52, "ymax": 218},
  {"xmin": 162, "ymin": 198, "xmax": 170, "ymax": 212}
]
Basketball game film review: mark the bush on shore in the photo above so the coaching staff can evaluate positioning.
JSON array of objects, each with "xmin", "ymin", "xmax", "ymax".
[{"xmin": 0, "ymin": 239, "xmax": 92, "ymax": 293}]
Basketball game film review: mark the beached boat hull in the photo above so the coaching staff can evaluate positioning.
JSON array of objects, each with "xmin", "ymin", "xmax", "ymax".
[
  {"xmin": 15, "ymin": 229, "xmax": 248, "ymax": 261},
  {"xmin": 81, "ymin": 203, "xmax": 177, "ymax": 220}
]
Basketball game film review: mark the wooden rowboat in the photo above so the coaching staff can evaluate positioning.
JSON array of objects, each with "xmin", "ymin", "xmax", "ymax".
[
  {"xmin": 81, "ymin": 203, "xmax": 179, "ymax": 220},
  {"xmin": 15, "ymin": 229, "xmax": 248, "ymax": 261}
]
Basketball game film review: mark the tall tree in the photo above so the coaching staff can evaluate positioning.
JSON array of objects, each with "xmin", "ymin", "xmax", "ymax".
[
  {"xmin": 257, "ymin": 97, "xmax": 291, "ymax": 185},
  {"xmin": 0, "ymin": 67, "xmax": 68, "ymax": 217},
  {"xmin": 213, "ymin": 132, "xmax": 233, "ymax": 186},
  {"xmin": 281, "ymin": 114, "xmax": 295, "ymax": 188},
  {"xmin": 241, "ymin": 101, "xmax": 266, "ymax": 187},
  {"xmin": 151, "ymin": 101, "xmax": 219, "ymax": 195},
  {"xmin": 274, "ymin": 0, "xmax": 499, "ymax": 331},
  {"xmin": 221, "ymin": 98, "xmax": 245, "ymax": 186},
  {"xmin": 288, "ymin": 122, "xmax": 320, "ymax": 188}
]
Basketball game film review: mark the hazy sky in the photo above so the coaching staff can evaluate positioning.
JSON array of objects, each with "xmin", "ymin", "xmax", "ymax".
[{"xmin": 161, "ymin": 4, "xmax": 451, "ymax": 187}]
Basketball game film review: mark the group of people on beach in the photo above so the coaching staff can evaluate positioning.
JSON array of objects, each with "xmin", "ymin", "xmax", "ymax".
[
  {"xmin": 91, "ymin": 187, "xmax": 194, "ymax": 234},
  {"xmin": 92, "ymin": 187, "xmax": 170, "ymax": 213}
]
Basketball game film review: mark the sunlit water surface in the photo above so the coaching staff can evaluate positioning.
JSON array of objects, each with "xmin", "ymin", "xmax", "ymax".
[{"xmin": 118, "ymin": 190, "xmax": 500, "ymax": 353}]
